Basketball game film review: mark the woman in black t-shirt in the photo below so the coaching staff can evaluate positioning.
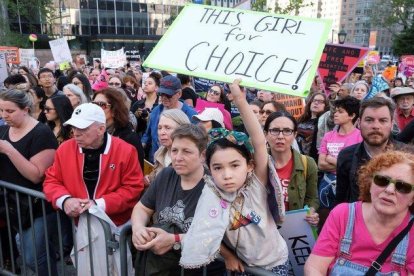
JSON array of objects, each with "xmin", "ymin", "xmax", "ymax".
[
  {"xmin": 131, "ymin": 124, "xmax": 225, "ymax": 275},
  {"xmin": 0, "ymin": 89, "xmax": 58, "ymax": 275}
]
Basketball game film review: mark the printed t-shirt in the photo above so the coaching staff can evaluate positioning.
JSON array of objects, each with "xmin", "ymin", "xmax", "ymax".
[
  {"xmin": 276, "ymin": 157, "xmax": 294, "ymax": 211},
  {"xmin": 312, "ymin": 202, "xmax": 414, "ymax": 274}
]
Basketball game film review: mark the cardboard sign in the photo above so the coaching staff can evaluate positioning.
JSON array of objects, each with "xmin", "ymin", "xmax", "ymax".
[
  {"xmin": 273, "ymin": 93, "xmax": 305, "ymax": 120},
  {"xmin": 0, "ymin": 52, "xmax": 8, "ymax": 89},
  {"xmin": 101, "ymin": 48, "xmax": 127, "ymax": 69},
  {"xmin": 366, "ymin": 51, "xmax": 380, "ymax": 65},
  {"xmin": 399, "ymin": 55, "xmax": 414, "ymax": 78},
  {"xmin": 317, "ymin": 44, "xmax": 368, "ymax": 91},
  {"xmin": 49, "ymin": 38, "xmax": 72, "ymax": 63},
  {"xmin": 278, "ymin": 208, "xmax": 317, "ymax": 276},
  {"xmin": 0, "ymin": 46, "xmax": 20, "ymax": 64},
  {"xmin": 143, "ymin": 4, "xmax": 332, "ymax": 97},
  {"xmin": 194, "ymin": 77, "xmax": 226, "ymax": 93},
  {"xmin": 19, "ymin": 48, "xmax": 35, "ymax": 67}
]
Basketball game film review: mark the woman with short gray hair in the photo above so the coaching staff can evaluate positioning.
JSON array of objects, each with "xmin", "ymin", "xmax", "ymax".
[{"xmin": 63, "ymin": 83, "xmax": 88, "ymax": 108}]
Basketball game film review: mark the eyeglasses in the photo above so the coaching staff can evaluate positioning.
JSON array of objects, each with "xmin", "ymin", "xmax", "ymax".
[
  {"xmin": 44, "ymin": 107, "xmax": 56, "ymax": 113},
  {"xmin": 312, "ymin": 99, "xmax": 325, "ymax": 105},
  {"xmin": 92, "ymin": 101, "xmax": 111, "ymax": 109},
  {"xmin": 158, "ymin": 93, "xmax": 173, "ymax": 99},
  {"xmin": 267, "ymin": 128, "xmax": 294, "ymax": 136},
  {"xmin": 40, "ymin": 75, "xmax": 54, "ymax": 80},
  {"xmin": 109, "ymin": 82, "xmax": 122, "ymax": 87},
  {"xmin": 373, "ymin": 174, "xmax": 414, "ymax": 194},
  {"xmin": 259, "ymin": 109, "xmax": 273, "ymax": 116},
  {"xmin": 208, "ymin": 89, "xmax": 221, "ymax": 96}
]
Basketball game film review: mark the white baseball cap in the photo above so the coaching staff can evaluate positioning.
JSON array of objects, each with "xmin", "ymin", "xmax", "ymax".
[
  {"xmin": 193, "ymin": 108, "xmax": 224, "ymax": 128},
  {"xmin": 64, "ymin": 103, "xmax": 106, "ymax": 129}
]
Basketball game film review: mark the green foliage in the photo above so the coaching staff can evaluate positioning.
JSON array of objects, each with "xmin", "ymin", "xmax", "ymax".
[
  {"xmin": 251, "ymin": 0, "xmax": 313, "ymax": 15},
  {"xmin": 392, "ymin": 25, "xmax": 414, "ymax": 56}
]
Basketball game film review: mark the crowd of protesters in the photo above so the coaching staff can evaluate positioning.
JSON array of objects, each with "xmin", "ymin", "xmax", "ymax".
[{"xmin": 1, "ymin": 56, "xmax": 414, "ymax": 275}]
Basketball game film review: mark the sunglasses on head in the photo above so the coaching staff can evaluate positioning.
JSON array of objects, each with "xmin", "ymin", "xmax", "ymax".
[
  {"xmin": 92, "ymin": 101, "xmax": 111, "ymax": 109},
  {"xmin": 208, "ymin": 89, "xmax": 221, "ymax": 96},
  {"xmin": 373, "ymin": 174, "xmax": 414, "ymax": 194}
]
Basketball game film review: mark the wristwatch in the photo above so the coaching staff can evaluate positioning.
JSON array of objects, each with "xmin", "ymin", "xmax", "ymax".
[{"xmin": 173, "ymin": 234, "xmax": 181, "ymax": 250}]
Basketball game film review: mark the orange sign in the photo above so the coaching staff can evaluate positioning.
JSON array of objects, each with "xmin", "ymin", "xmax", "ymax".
[
  {"xmin": 382, "ymin": 66, "xmax": 397, "ymax": 81},
  {"xmin": 273, "ymin": 93, "xmax": 305, "ymax": 120},
  {"xmin": 369, "ymin": 31, "xmax": 377, "ymax": 50},
  {"xmin": 0, "ymin": 46, "xmax": 20, "ymax": 64}
]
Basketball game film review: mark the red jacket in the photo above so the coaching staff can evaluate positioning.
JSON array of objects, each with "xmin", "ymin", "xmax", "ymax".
[{"xmin": 44, "ymin": 134, "xmax": 144, "ymax": 226}]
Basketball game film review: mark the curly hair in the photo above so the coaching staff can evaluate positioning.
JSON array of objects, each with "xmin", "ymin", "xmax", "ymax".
[
  {"xmin": 93, "ymin": 88, "xmax": 130, "ymax": 129},
  {"xmin": 358, "ymin": 150, "xmax": 414, "ymax": 214}
]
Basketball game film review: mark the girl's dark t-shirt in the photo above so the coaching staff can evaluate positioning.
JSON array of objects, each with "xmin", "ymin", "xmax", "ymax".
[{"xmin": 0, "ymin": 123, "xmax": 58, "ymax": 191}]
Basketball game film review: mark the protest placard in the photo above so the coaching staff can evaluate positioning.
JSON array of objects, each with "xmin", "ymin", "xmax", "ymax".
[
  {"xmin": 382, "ymin": 66, "xmax": 397, "ymax": 81},
  {"xmin": 49, "ymin": 38, "xmax": 72, "ymax": 63},
  {"xmin": 0, "ymin": 46, "xmax": 20, "ymax": 64},
  {"xmin": 0, "ymin": 52, "xmax": 8, "ymax": 89},
  {"xmin": 101, "ymin": 48, "xmax": 127, "ymax": 68},
  {"xmin": 399, "ymin": 55, "xmax": 414, "ymax": 78},
  {"xmin": 273, "ymin": 92, "xmax": 305, "ymax": 119},
  {"xmin": 143, "ymin": 4, "xmax": 331, "ymax": 97},
  {"xmin": 366, "ymin": 51, "xmax": 380, "ymax": 65},
  {"xmin": 278, "ymin": 208, "xmax": 317, "ymax": 276},
  {"xmin": 318, "ymin": 43, "xmax": 368, "ymax": 92},
  {"xmin": 19, "ymin": 48, "xmax": 35, "ymax": 67}
]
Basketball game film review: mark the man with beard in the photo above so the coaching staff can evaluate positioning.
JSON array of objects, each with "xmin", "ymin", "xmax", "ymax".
[{"xmin": 335, "ymin": 97, "xmax": 407, "ymax": 204}]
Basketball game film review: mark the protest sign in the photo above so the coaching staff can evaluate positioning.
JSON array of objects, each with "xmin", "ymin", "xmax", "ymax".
[
  {"xmin": 101, "ymin": 48, "xmax": 127, "ymax": 68},
  {"xmin": 278, "ymin": 208, "xmax": 317, "ymax": 276},
  {"xmin": 399, "ymin": 55, "xmax": 414, "ymax": 78},
  {"xmin": 0, "ymin": 52, "xmax": 8, "ymax": 89},
  {"xmin": 193, "ymin": 77, "xmax": 227, "ymax": 93},
  {"xmin": 318, "ymin": 43, "xmax": 368, "ymax": 92},
  {"xmin": 273, "ymin": 93, "xmax": 305, "ymax": 119},
  {"xmin": 0, "ymin": 46, "xmax": 20, "ymax": 64},
  {"xmin": 19, "ymin": 48, "xmax": 35, "ymax": 67},
  {"xmin": 382, "ymin": 66, "xmax": 397, "ymax": 81},
  {"xmin": 49, "ymin": 38, "xmax": 72, "ymax": 63},
  {"xmin": 143, "ymin": 4, "xmax": 332, "ymax": 97},
  {"xmin": 366, "ymin": 51, "xmax": 380, "ymax": 65}
]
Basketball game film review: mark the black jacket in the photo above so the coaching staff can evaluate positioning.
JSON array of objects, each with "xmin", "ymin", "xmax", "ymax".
[{"xmin": 113, "ymin": 125, "xmax": 144, "ymax": 170}]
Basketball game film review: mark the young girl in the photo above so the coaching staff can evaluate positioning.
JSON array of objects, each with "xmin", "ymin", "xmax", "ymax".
[{"xmin": 180, "ymin": 80, "xmax": 289, "ymax": 274}]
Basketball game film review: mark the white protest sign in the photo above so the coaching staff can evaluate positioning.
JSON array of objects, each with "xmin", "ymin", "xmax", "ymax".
[
  {"xmin": 278, "ymin": 208, "xmax": 318, "ymax": 276},
  {"xmin": 0, "ymin": 52, "xmax": 8, "ymax": 89},
  {"xmin": 101, "ymin": 48, "xmax": 127, "ymax": 69},
  {"xmin": 19, "ymin": 48, "xmax": 35, "ymax": 67},
  {"xmin": 49, "ymin": 38, "xmax": 72, "ymax": 63},
  {"xmin": 143, "ymin": 4, "xmax": 332, "ymax": 97}
]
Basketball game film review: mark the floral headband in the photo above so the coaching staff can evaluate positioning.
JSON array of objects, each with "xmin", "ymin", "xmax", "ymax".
[{"xmin": 208, "ymin": 128, "xmax": 254, "ymax": 154}]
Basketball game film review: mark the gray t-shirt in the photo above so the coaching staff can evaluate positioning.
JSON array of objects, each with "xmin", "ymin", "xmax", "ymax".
[{"xmin": 140, "ymin": 167, "xmax": 205, "ymax": 233}]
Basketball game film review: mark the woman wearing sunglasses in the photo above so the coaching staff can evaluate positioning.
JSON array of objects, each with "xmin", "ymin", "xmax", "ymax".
[
  {"xmin": 92, "ymin": 88, "xmax": 144, "ymax": 169},
  {"xmin": 305, "ymin": 150, "xmax": 414, "ymax": 275},
  {"xmin": 259, "ymin": 101, "xmax": 286, "ymax": 127},
  {"xmin": 264, "ymin": 111, "xmax": 319, "ymax": 225},
  {"xmin": 44, "ymin": 95, "xmax": 74, "ymax": 145}
]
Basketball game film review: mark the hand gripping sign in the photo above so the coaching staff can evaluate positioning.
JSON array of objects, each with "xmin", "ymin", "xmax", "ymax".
[{"xmin": 143, "ymin": 4, "xmax": 332, "ymax": 98}]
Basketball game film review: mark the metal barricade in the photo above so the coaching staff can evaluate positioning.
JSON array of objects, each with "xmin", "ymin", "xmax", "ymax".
[
  {"xmin": 119, "ymin": 225, "xmax": 275, "ymax": 276},
  {"xmin": 0, "ymin": 180, "xmax": 124, "ymax": 276}
]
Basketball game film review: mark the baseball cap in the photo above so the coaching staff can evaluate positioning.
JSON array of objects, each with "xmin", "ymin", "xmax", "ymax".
[
  {"xmin": 193, "ymin": 108, "xmax": 224, "ymax": 128},
  {"xmin": 157, "ymin": 75, "xmax": 181, "ymax": 96},
  {"xmin": 64, "ymin": 103, "xmax": 106, "ymax": 129},
  {"xmin": 390, "ymin": 87, "xmax": 414, "ymax": 99}
]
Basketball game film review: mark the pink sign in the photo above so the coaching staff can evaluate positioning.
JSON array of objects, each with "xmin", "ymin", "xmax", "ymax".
[{"xmin": 400, "ymin": 55, "xmax": 414, "ymax": 77}]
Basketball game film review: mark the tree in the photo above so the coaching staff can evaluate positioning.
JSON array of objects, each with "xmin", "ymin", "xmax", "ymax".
[
  {"xmin": 252, "ymin": 0, "xmax": 313, "ymax": 15},
  {"xmin": 392, "ymin": 25, "xmax": 414, "ymax": 56}
]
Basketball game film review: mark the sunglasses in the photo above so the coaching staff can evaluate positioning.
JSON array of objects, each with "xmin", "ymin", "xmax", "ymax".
[
  {"xmin": 158, "ymin": 93, "xmax": 173, "ymax": 99},
  {"xmin": 73, "ymin": 81, "xmax": 81, "ymax": 86},
  {"xmin": 373, "ymin": 174, "xmax": 414, "ymax": 194},
  {"xmin": 259, "ymin": 109, "xmax": 273, "ymax": 115},
  {"xmin": 44, "ymin": 107, "xmax": 56, "ymax": 113},
  {"xmin": 109, "ymin": 82, "xmax": 122, "ymax": 87},
  {"xmin": 92, "ymin": 101, "xmax": 111, "ymax": 109},
  {"xmin": 208, "ymin": 89, "xmax": 221, "ymax": 96}
]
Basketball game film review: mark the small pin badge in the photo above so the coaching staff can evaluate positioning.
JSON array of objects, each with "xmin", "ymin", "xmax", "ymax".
[
  {"xmin": 109, "ymin": 164, "xmax": 116, "ymax": 170},
  {"xmin": 209, "ymin": 208, "xmax": 219, "ymax": 218},
  {"xmin": 220, "ymin": 199, "xmax": 228, "ymax": 209}
]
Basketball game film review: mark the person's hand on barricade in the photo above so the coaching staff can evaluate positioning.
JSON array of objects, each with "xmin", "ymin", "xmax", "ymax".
[
  {"xmin": 63, "ymin": 197, "xmax": 92, "ymax": 217},
  {"xmin": 132, "ymin": 226, "xmax": 157, "ymax": 251},
  {"xmin": 305, "ymin": 207, "xmax": 319, "ymax": 227},
  {"xmin": 221, "ymin": 244, "xmax": 245, "ymax": 273},
  {"xmin": 141, "ymin": 227, "xmax": 176, "ymax": 255}
]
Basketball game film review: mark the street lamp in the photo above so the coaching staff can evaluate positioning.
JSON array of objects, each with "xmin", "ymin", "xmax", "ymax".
[
  {"xmin": 338, "ymin": 30, "xmax": 347, "ymax": 44},
  {"xmin": 59, "ymin": 0, "xmax": 66, "ymax": 38}
]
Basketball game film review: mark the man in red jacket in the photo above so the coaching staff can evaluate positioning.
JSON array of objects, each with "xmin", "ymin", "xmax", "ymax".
[{"xmin": 44, "ymin": 103, "xmax": 144, "ymax": 226}]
